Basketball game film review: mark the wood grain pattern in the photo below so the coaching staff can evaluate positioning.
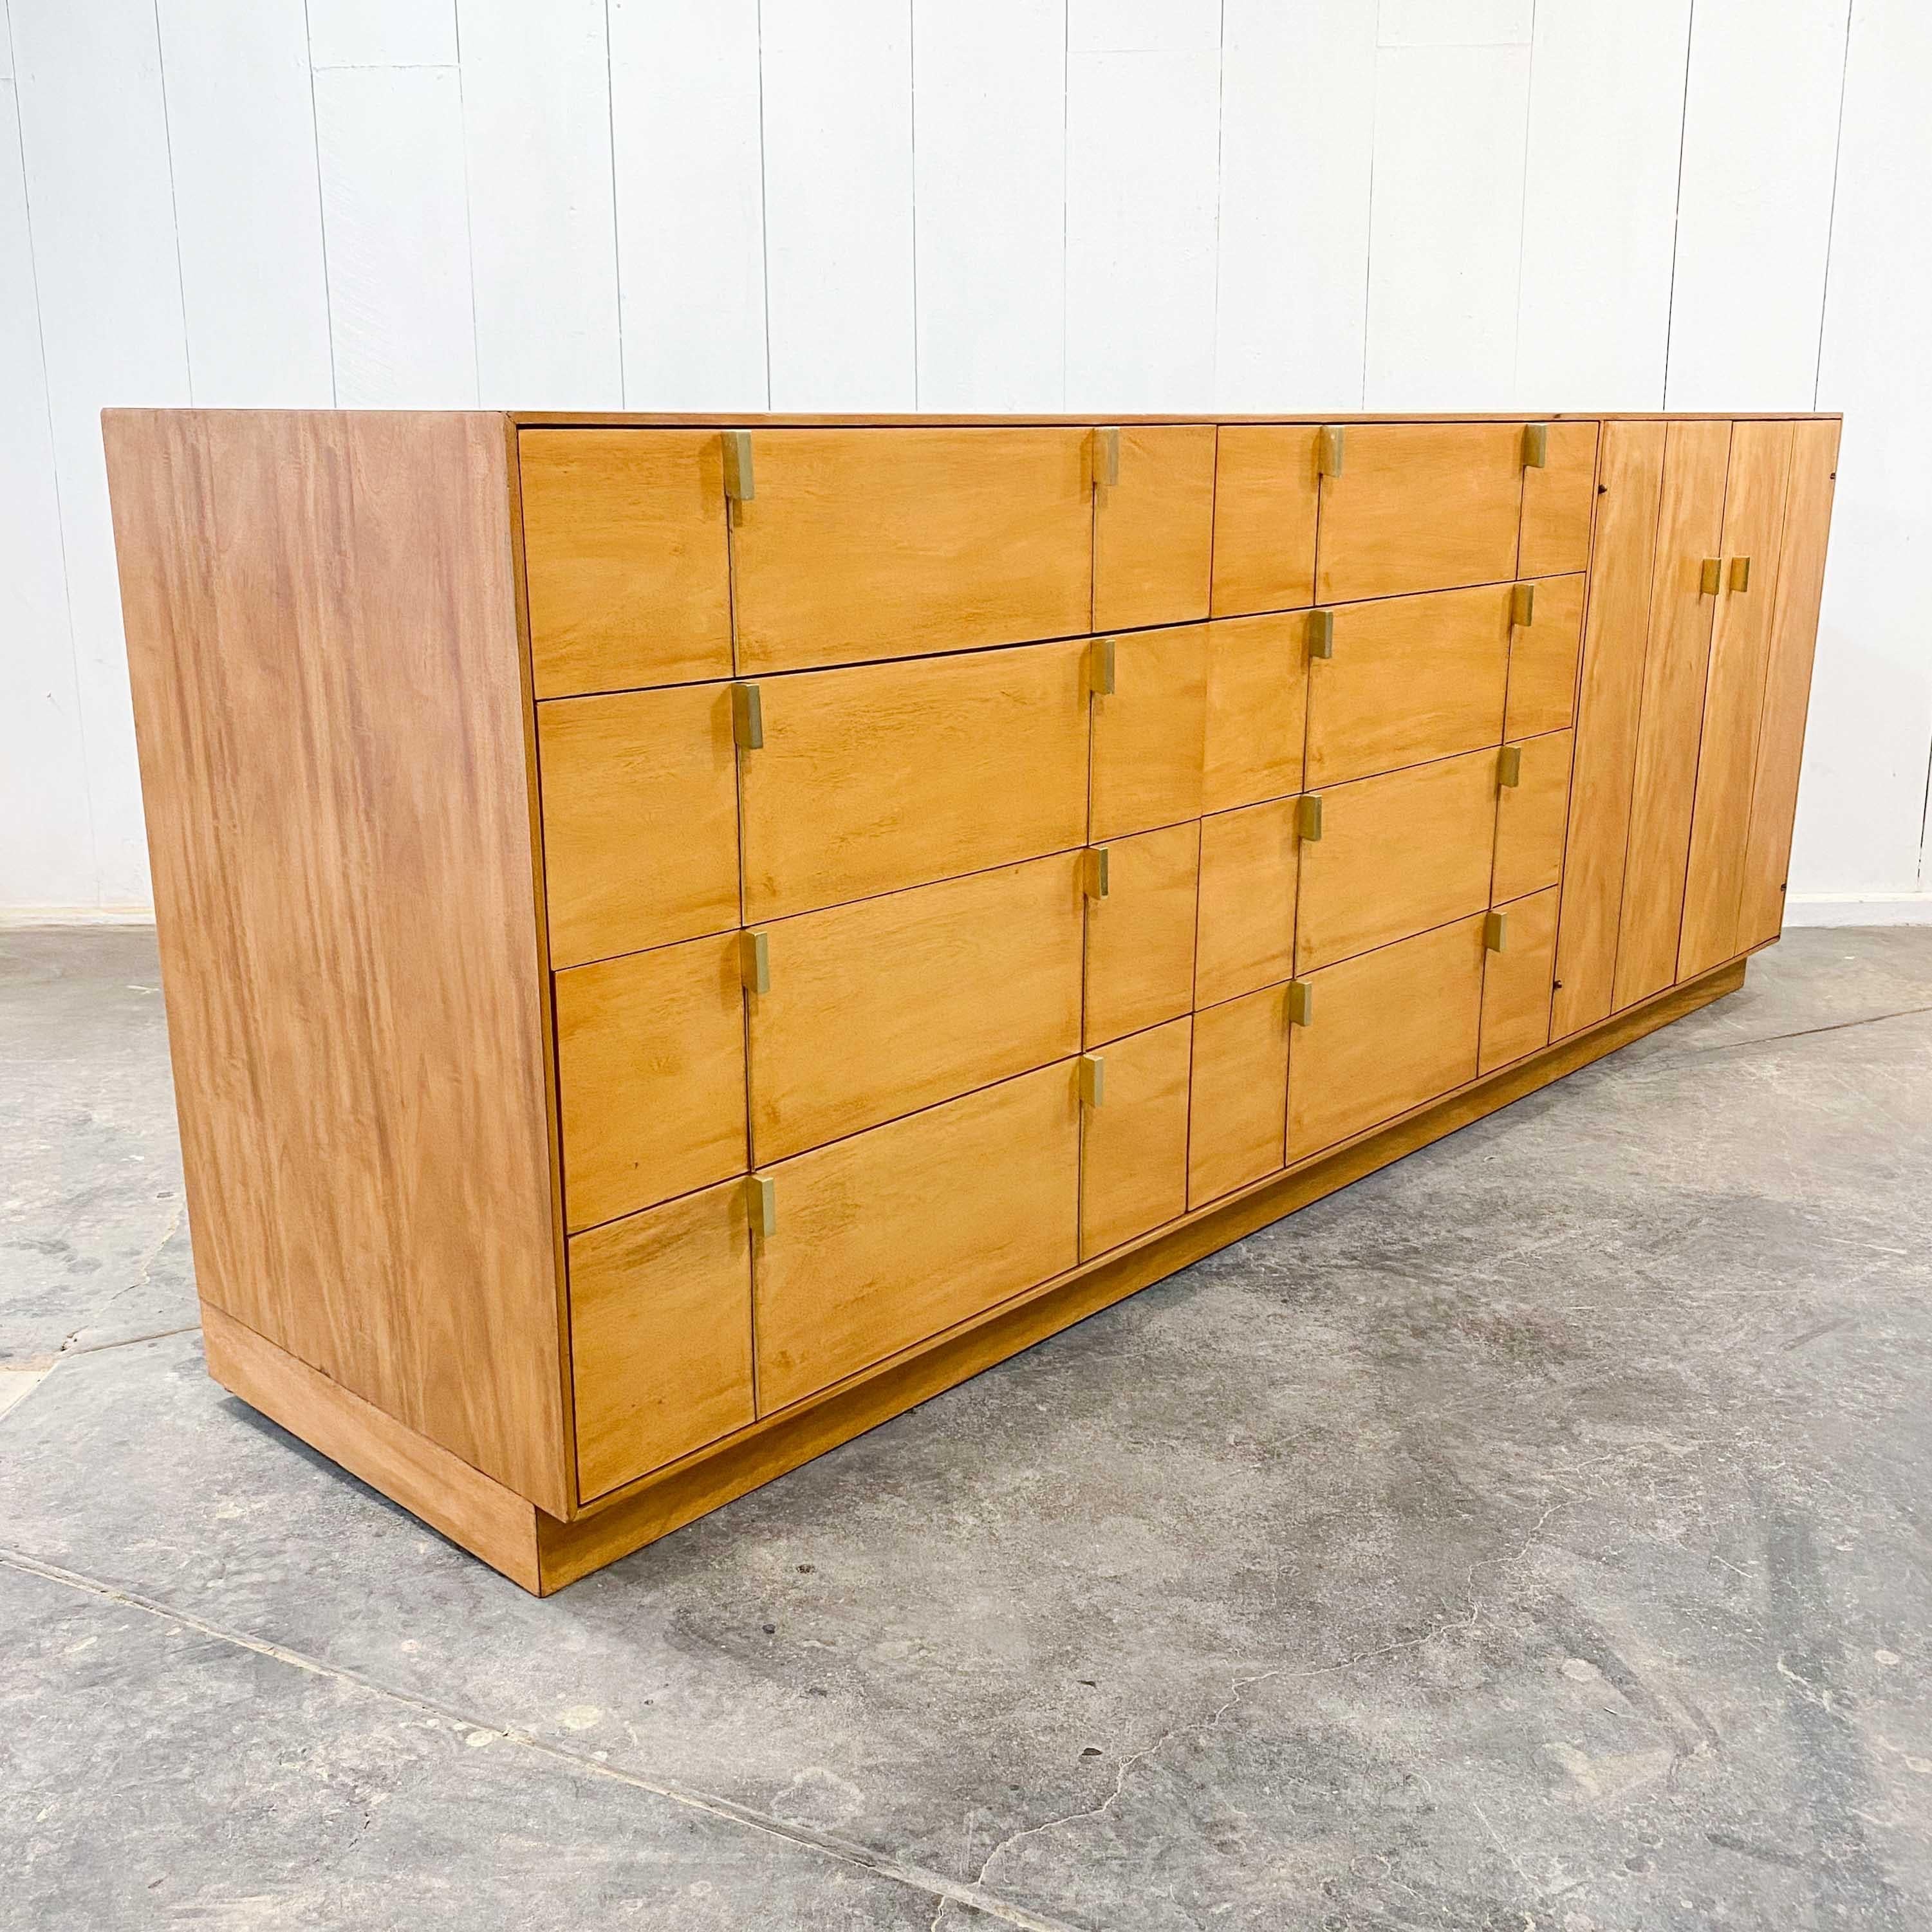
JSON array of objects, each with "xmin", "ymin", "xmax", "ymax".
[
  {"xmin": 1209, "ymin": 424, "xmax": 1319, "ymax": 617},
  {"xmin": 729, "ymin": 427, "xmax": 1093, "ymax": 674},
  {"xmin": 1202, "ymin": 611, "xmax": 1309, "ymax": 813},
  {"xmin": 517, "ymin": 428, "xmax": 732, "ymax": 698},
  {"xmin": 106, "ymin": 409, "xmax": 569, "ymax": 1516},
  {"xmin": 1093, "ymin": 424, "xmax": 1216, "ymax": 631},
  {"xmin": 739, "ymin": 640, "xmax": 1089, "ymax": 921},
  {"xmin": 1082, "ymin": 821, "xmax": 1201, "ymax": 1048},
  {"xmin": 1492, "ymin": 729, "xmax": 1573, "ymax": 905},
  {"xmin": 1504, "ymin": 571, "xmax": 1586, "ymax": 738},
  {"xmin": 1550, "ymin": 422, "xmax": 1666, "ymax": 1040},
  {"xmin": 1518, "ymin": 420, "xmax": 1600, "ymax": 577},
  {"xmin": 1194, "ymin": 797, "xmax": 1301, "ymax": 1008},
  {"xmin": 1089, "ymin": 623, "xmax": 1210, "ymax": 839},
  {"xmin": 748, "ymin": 856, "xmax": 1084, "ymax": 1163},
  {"xmin": 1079, "ymin": 1017, "xmax": 1192, "ymax": 1260},
  {"xmin": 1188, "ymin": 984, "xmax": 1290, "ymax": 1207},
  {"xmin": 1478, "ymin": 886, "xmax": 1559, "ymax": 1073}
]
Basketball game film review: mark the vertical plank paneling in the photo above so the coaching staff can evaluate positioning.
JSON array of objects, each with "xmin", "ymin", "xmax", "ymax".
[
  {"xmin": 457, "ymin": 0, "xmax": 620, "ymax": 406},
  {"xmin": 306, "ymin": 0, "xmax": 456, "ymax": 66},
  {"xmin": 913, "ymin": 0, "xmax": 1066, "ymax": 411},
  {"xmin": 761, "ymin": 0, "xmax": 915, "ymax": 409},
  {"xmin": 608, "ymin": 0, "xmax": 766, "ymax": 409}
]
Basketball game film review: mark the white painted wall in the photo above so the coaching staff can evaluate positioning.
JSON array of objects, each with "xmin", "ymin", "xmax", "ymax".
[{"xmin": 2, "ymin": 0, "xmax": 1924, "ymax": 921}]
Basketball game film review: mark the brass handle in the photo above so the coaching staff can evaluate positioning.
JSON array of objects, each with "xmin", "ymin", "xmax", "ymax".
[
  {"xmin": 1729, "ymin": 555, "xmax": 1752, "ymax": 593},
  {"xmin": 1699, "ymin": 558, "xmax": 1722, "ymax": 597},
  {"xmin": 747, "ymin": 1175, "xmax": 776, "ymax": 1238},
  {"xmin": 1522, "ymin": 422, "xmax": 1549, "ymax": 469},
  {"xmin": 1288, "ymin": 981, "xmax": 1313, "ymax": 1026},
  {"xmin": 1510, "ymin": 582, "xmax": 1536, "ymax": 627},
  {"xmin": 739, "ymin": 930, "xmax": 770, "ymax": 995},
  {"xmin": 1498, "ymin": 745, "xmax": 1523, "ymax": 788},
  {"xmin": 1485, "ymin": 910, "xmax": 1509, "ymax": 952},
  {"xmin": 1079, "ymin": 1054, "xmax": 1106, "ymax": 1108},
  {"xmin": 1317, "ymin": 425, "xmax": 1345, "ymax": 478},
  {"xmin": 722, "ymin": 430, "xmax": 754, "ymax": 525},
  {"xmin": 1297, "ymin": 794, "xmax": 1324, "ymax": 842},
  {"xmin": 1091, "ymin": 426, "xmax": 1120, "ymax": 489},
  {"xmin": 1308, "ymin": 608, "xmax": 1335, "ymax": 660},
  {"xmin": 1084, "ymin": 846, "xmax": 1110, "ymax": 902},
  {"xmin": 1088, "ymin": 637, "xmax": 1116, "ymax": 697},
  {"xmin": 730, "ymin": 682, "xmax": 764, "ymax": 750}
]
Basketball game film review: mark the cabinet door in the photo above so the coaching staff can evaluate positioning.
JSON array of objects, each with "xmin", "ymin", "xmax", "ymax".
[
  {"xmin": 747, "ymin": 856, "xmax": 1083, "ymax": 1163},
  {"xmin": 1188, "ymin": 985, "xmax": 1289, "ymax": 1207},
  {"xmin": 739, "ymin": 640, "xmax": 1089, "ymax": 921},
  {"xmin": 1504, "ymin": 573, "xmax": 1586, "ymax": 739},
  {"xmin": 1678, "ymin": 421, "xmax": 1796, "ymax": 980},
  {"xmin": 555, "ymin": 934, "xmax": 748, "ymax": 1232},
  {"xmin": 753, "ymin": 1063, "xmax": 1079, "ymax": 1409},
  {"xmin": 1296, "ymin": 749, "xmax": 1499, "ymax": 972},
  {"xmin": 1740, "ymin": 420, "xmax": 1840, "ymax": 947},
  {"xmin": 1305, "ymin": 584, "xmax": 1511, "ymax": 788},
  {"xmin": 568, "ymin": 1178, "xmax": 755, "ymax": 1501},
  {"xmin": 1079, "ymin": 1018, "xmax": 1191, "ymax": 1259},
  {"xmin": 1315, "ymin": 423, "xmax": 1524, "ymax": 603},
  {"xmin": 1210, "ymin": 425, "xmax": 1320, "ymax": 617},
  {"xmin": 1090, "ymin": 624, "xmax": 1209, "ymax": 839},
  {"xmin": 1287, "ymin": 915, "xmax": 1485, "ymax": 1161},
  {"xmin": 1203, "ymin": 612, "xmax": 1309, "ymax": 813},
  {"xmin": 537, "ymin": 683, "xmax": 741, "ymax": 967},
  {"xmin": 1551, "ymin": 422, "xmax": 1666, "ymax": 1039},
  {"xmin": 1518, "ymin": 421, "xmax": 1600, "ymax": 578},
  {"xmin": 519, "ymin": 429, "xmax": 734, "ymax": 699},
  {"xmin": 1491, "ymin": 730, "xmax": 1572, "ymax": 905},
  {"xmin": 1195, "ymin": 797, "xmax": 1300, "ymax": 1008},
  {"xmin": 1083, "ymin": 822, "xmax": 1200, "ymax": 1047},
  {"xmin": 1093, "ymin": 425, "xmax": 1215, "ymax": 631},
  {"xmin": 729, "ymin": 428, "xmax": 1093, "ymax": 674},
  {"xmin": 1479, "ymin": 887, "xmax": 1559, "ymax": 1073},
  {"xmin": 1614, "ymin": 419, "xmax": 1731, "ymax": 1010}
]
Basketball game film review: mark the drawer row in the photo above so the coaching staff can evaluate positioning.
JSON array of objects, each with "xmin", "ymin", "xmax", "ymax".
[
  {"xmin": 519, "ymin": 420, "xmax": 1599, "ymax": 698},
  {"xmin": 568, "ymin": 890, "xmax": 1562, "ymax": 1503},
  {"xmin": 537, "ymin": 579, "xmax": 1584, "ymax": 970}
]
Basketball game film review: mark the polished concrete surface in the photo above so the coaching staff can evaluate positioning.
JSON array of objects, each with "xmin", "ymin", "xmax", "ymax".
[{"xmin": 3, "ymin": 924, "xmax": 1929, "ymax": 1931}]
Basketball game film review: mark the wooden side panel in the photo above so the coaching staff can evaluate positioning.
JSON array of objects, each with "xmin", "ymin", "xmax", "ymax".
[
  {"xmin": 1678, "ymin": 420, "xmax": 1796, "ymax": 980},
  {"xmin": 1479, "ymin": 886, "xmax": 1559, "ymax": 1073},
  {"xmin": 730, "ymin": 427, "xmax": 1093, "ymax": 673},
  {"xmin": 1202, "ymin": 611, "xmax": 1309, "ymax": 813},
  {"xmin": 568, "ymin": 1178, "xmax": 756, "ymax": 1502},
  {"xmin": 1090, "ymin": 623, "xmax": 1209, "ymax": 839},
  {"xmin": 1505, "ymin": 572, "xmax": 1586, "ymax": 739},
  {"xmin": 1518, "ymin": 420, "xmax": 1599, "ymax": 577},
  {"xmin": 1194, "ymin": 797, "xmax": 1300, "ymax": 1008},
  {"xmin": 748, "ymin": 856, "xmax": 1084, "ymax": 1163},
  {"xmin": 554, "ymin": 934, "xmax": 748, "ymax": 1233},
  {"xmin": 739, "ymin": 640, "xmax": 1089, "ymax": 921},
  {"xmin": 1492, "ymin": 730, "xmax": 1573, "ymax": 905},
  {"xmin": 1083, "ymin": 822, "xmax": 1200, "ymax": 1048},
  {"xmin": 1187, "ymin": 985, "xmax": 1290, "ymax": 1207},
  {"xmin": 1093, "ymin": 424, "xmax": 1216, "ymax": 631},
  {"xmin": 1551, "ymin": 421, "xmax": 1666, "ymax": 1040},
  {"xmin": 518, "ymin": 428, "xmax": 732, "ymax": 698},
  {"xmin": 1740, "ymin": 419, "xmax": 1841, "ymax": 946},
  {"xmin": 753, "ymin": 1063, "xmax": 1081, "ymax": 1409},
  {"xmin": 1079, "ymin": 1017, "xmax": 1192, "ymax": 1259},
  {"xmin": 1209, "ymin": 425, "xmax": 1320, "ymax": 618},
  {"xmin": 1614, "ymin": 418, "xmax": 1732, "ymax": 1010},
  {"xmin": 105, "ymin": 409, "xmax": 570, "ymax": 1516}
]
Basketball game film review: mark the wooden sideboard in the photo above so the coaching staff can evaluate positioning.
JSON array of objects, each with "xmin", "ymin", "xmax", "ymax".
[{"xmin": 105, "ymin": 409, "xmax": 1839, "ymax": 1593}]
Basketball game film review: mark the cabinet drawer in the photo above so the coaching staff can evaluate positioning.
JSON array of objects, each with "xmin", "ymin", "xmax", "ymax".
[
  {"xmin": 1296, "ymin": 749, "xmax": 1499, "ymax": 972},
  {"xmin": 1317, "ymin": 423, "xmax": 1525, "ymax": 603},
  {"xmin": 555, "ymin": 934, "xmax": 748, "ymax": 1233},
  {"xmin": 1210, "ymin": 425, "xmax": 1320, "ymax": 618},
  {"xmin": 748, "ymin": 856, "xmax": 1083, "ymax": 1164},
  {"xmin": 1188, "ymin": 984, "xmax": 1289, "ymax": 1207},
  {"xmin": 1090, "ymin": 624, "xmax": 1209, "ymax": 839},
  {"xmin": 519, "ymin": 429, "xmax": 733, "ymax": 699},
  {"xmin": 1492, "ymin": 730, "xmax": 1572, "ymax": 904},
  {"xmin": 1518, "ymin": 421, "xmax": 1599, "ymax": 579},
  {"xmin": 1505, "ymin": 573, "xmax": 1586, "ymax": 738},
  {"xmin": 568, "ymin": 1178, "xmax": 756, "ymax": 1501},
  {"xmin": 537, "ymin": 684, "xmax": 740, "ymax": 967},
  {"xmin": 1093, "ymin": 425, "xmax": 1215, "ymax": 631},
  {"xmin": 1479, "ymin": 887, "xmax": 1559, "ymax": 1073},
  {"xmin": 1203, "ymin": 611, "xmax": 1308, "ymax": 813},
  {"xmin": 1079, "ymin": 1018, "xmax": 1191, "ymax": 1259},
  {"xmin": 1287, "ymin": 915, "xmax": 1485, "ymax": 1161},
  {"xmin": 739, "ymin": 640, "xmax": 1088, "ymax": 921},
  {"xmin": 729, "ymin": 428, "xmax": 1093, "ymax": 674},
  {"xmin": 753, "ymin": 1063, "xmax": 1079, "ymax": 1409},
  {"xmin": 1195, "ymin": 797, "xmax": 1300, "ymax": 1008},
  {"xmin": 1305, "ymin": 584, "xmax": 1510, "ymax": 788},
  {"xmin": 1083, "ymin": 822, "xmax": 1200, "ymax": 1047}
]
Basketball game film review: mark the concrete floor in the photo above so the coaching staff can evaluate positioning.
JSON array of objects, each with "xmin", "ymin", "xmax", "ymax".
[{"xmin": 3, "ymin": 925, "xmax": 1930, "ymax": 1931}]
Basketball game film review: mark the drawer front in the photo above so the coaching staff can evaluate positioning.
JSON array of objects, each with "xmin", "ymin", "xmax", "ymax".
[
  {"xmin": 739, "ymin": 640, "xmax": 1089, "ymax": 922},
  {"xmin": 753, "ymin": 1063, "xmax": 1080, "ymax": 1409},
  {"xmin": 519, "ymin": 429, "xmax": 733, "ymax": 699},
  {"xmin": 730, "ymin": 428, "xmax": 1093, "ymax": 674},
  {"xmin": 1518, "ymin": 421, "xmax": 1600, "ymax": 578},
  {"xmin": 1093, "ymin": 425, "xmax": 1215, "ymax": 631},
  {"xmin": 1504, "ymin": 573, "xmax": 1586, "ymax": 738},
  {"xmin": 1296, "ymin": 749, "xmax": 1500, "ymax": 973},
  {"xmin": 1079, "ymin": 1017, "xmax": 1192, "ymax": 1259},
  {"xmin": 1195, "ymin": 797, "xmax": 1300, "ymax": 1008},
  {"xmin": 1288, "ymin": 915, "xmax": 1485, "ymax": 1160},
  {"xmin": 1203, "ymin": 611, "xmax": 1309, "ymax": 813},
  {"xmin": 1188, "ymin": 983, "xmax": 1290, "ymax": 1207},
  {"xmin": 1090, "ymin": 624, "xmax": 1209, "ymax": 839},
  {"xmin": 555, "ymin": 935, "xmax": 748, "ymax": 1233},
  {"xmin": 1316, "ymin": 423, "xmax": 1525, "ymax": 603},
  {"xmin": 1492, "ymin": 729, "xmax": 1573, "ymax": 905},
  {"xmin": 1479, "ymin": 887, "xmax": 1559, "ymax": 1073},
  {"xmin": 537, "ymin": 684, "xmax": 740, "ymax": 967},
  {"xmin": 1083, "ymin": 822, "xmax": 1200, "ymax": 1047},
  {"xmin": 747, "ymin": 856, "xmax": 1084, "ymax": 1164},
  {"xmin": 1305, "ymin": 584, "xmax": 1510, "ymax": 788},
  {"xmin": 568, "ymin": 1178, "xmax": 756, "ymax": 1501},
  {"xmin": 1210, "ymin": 425, "xmax": 1320, "ymax": 618}
]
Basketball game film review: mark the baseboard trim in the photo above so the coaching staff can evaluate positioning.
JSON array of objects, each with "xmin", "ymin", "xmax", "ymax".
[
  {"xmin": 1783, "ymin": 893, "xmax": 1932, "ymax": 927},
  {"xmin": 0, "ymin": 908, "xmax": 158, "ymax": 928}
]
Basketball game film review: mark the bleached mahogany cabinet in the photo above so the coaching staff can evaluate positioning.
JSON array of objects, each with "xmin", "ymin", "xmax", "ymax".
[{"xmin": 106, "ymin": 409, "xmax": 1839, "ymax": 1593}]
